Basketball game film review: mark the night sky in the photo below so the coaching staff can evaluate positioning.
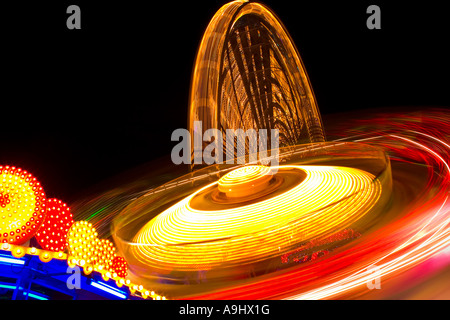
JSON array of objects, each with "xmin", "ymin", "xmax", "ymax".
[{"xmin": 2, "ymin": 1, "xmax": 448, "ymax": 202}]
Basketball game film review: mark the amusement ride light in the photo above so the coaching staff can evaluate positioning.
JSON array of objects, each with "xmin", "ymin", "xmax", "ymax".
[
  {"xmin": 35, "ymin": 198, "xmax": 74, "ymax": 252},
  {"xmin": 131, "ymin": 165, "xmax": 381, "ymax": 271},
  {"xmin": 0, "ymin": 165, "xmax": 46, "ymax": 244}
]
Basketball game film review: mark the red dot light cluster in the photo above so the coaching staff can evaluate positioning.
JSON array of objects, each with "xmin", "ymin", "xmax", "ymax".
[
  {"xmin": 112, "ymin": 256, "xmax": 128, "ymax": 278},
  {"xmin": 35, "ymin": 198, "xmax": 74, "ymax": 252}
]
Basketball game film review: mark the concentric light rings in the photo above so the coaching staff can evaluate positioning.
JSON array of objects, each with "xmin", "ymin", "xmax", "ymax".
[{"xmin": 131, "ymin": 165, "xmax": 382, "ymax": 271}]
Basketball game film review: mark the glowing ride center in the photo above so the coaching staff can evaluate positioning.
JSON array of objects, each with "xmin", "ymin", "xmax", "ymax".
[{"xmin": 113, "ymin": 0, "xmax": 394, "ymax": 297}]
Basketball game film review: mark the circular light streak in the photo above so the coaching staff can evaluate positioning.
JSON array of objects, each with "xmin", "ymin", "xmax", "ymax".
[
  {"xmin": 185, "ymin": 110, "xmax": 450, "ymax": 300},
  {"xmin": 132, "ymin": 165, "xmax": 381, "ymax": 271},
  {"xmin": 0, "ymin": 165, "xmax": 46, "ymax": 244},
  {"xmin": 217, "ymin": 165, "xmax": 273, "ymax": 197}
]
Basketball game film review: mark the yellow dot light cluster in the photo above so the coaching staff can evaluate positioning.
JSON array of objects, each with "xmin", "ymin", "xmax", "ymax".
[
  {"xmin": 67, "ymin": 220, "xmax": 116, "ymax": 271},
  {"xmin": 132, "ymin": 165, "xmax": 382, "ymax": 271},
  {"xmin": 0, "ymin": 165, "xmax": 46, "ymax": 244},
  {"xmin": 1, "ymin": 242, "xmax": 67, "ymax": 262}
]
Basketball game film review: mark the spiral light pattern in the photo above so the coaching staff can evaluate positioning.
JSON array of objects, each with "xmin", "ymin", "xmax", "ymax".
[
  {"xmin": 217, "ymin": 165, "xmax": 273, "ymax": 197},
  {"xmin": 132, "ymin": 165, "xmax": 381, "ymax": 271}
]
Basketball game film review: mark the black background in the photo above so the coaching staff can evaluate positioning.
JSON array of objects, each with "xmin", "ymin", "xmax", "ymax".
[{"xmin": 1, "ymin": 1, "xmax": 448, "ymax": 202}]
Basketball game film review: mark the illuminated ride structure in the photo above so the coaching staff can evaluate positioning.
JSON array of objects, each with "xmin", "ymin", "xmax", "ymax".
[
  {"xmin": 0, "ymin": 168, "xmax": 156, "ymax": 300},
  {"xmin": 1, "ymin": 0, "xmax": 449, "ymax": 300},
  {"xmin": 188, "ymin": 0, "xmax": 325, "ymax": 162},
  {"xmin": 111, "ymin": 0, "xmax": 449, "ymax": 299},
  {"xmin": 0, "ymin": 247, "xmax": 132, "ymax": 300}
]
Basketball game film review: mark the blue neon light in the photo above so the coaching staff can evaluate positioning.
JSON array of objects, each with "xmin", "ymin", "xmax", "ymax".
[
  {"xmin": 0, "ymin": 255, "xmax": 25, "ymax": 265},
  {"xmin": 0, "ymin": 283, "xmax": 19, "ymax": 290},
  {"xmin": 0, "ymin": 283, "xmax": 48, "ymax": 300},
  {"xmin": 24, "ymin": 292, "xmax": 49, "ymax": 300},
  {"xmin": 90, "ymin": 281, "xmax": 127, "ymax": 299}
]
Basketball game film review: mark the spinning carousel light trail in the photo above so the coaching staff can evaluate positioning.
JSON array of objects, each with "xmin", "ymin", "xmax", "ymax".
[
  {"xmin": 0, "ymin": 0, "xmax": 445, "ymax": 301},
  {"xmin": 66, "ymin": 110, "xmax": 449, "ymax": 300},
  {"xmin": 132, "ymin": 165, "xmax": 381, "ymax": 271},
  {"xmin": 186, "ymin": 110, "xmax": 450, "ymax": 300},
  {"xmin": 65, "ymin": 109, "xmax": 449, "ymax": 300},
  {"xmin": 289, "ymin": 116, "xmax": 450, "ymax": 300}
]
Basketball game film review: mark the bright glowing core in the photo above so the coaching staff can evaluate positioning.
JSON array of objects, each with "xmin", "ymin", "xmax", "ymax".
[{"xmin": 218, "ymin": 165, "xmax": 273, "ymax": 198}]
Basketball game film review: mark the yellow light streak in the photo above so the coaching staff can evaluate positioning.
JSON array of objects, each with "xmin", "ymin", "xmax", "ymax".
[
  {"xmin": 131, "ymin": 165, "xmax": 381, "ymax": 271},
  {"xmin": 218, "ymin": 165, "xmax": 273, "ymax": 197}
]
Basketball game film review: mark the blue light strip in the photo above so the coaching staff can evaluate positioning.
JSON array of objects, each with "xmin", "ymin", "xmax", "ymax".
[
  {"xmin": 90, "ymin": 281, "xmax": 127, "ymax": 299},
  {"xmin": 0, "ymin": 255, "xmax": 25, "ymax": 265},
  {"xmin": 0, "ymin": 282, "xmax": 48, "ymax": 300},
  {"xmin": 24, "ymin": 292, "xmax": 49, "ymax": 300},
  {"xmin": 93, "ymin": 280, "xmax": 121, "ymax": 292},
  {"xmin": 0, "ymin": 283, "xmax": 20, "ymax": 290}
]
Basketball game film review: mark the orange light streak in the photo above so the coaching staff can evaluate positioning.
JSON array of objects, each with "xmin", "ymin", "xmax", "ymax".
[{"xmin": 131, "ymin": 165, "xmax": 381, "ymax": 271}]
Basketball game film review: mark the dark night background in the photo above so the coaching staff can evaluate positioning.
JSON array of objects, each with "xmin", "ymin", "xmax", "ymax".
[{"xmin": 1, "ymin": 1, "xmax": 448, "ymax": 202}]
